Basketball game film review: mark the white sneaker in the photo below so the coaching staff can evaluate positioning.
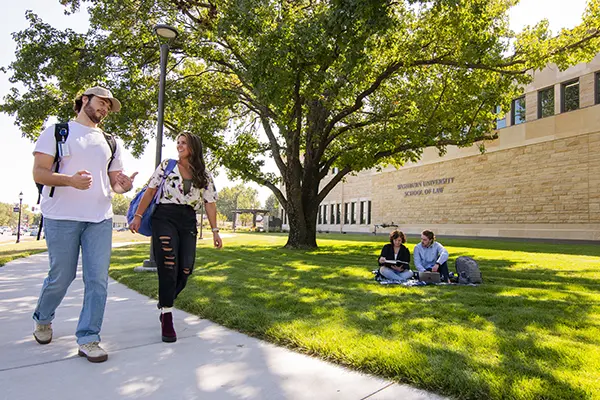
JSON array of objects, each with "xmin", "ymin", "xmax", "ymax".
[
  {"xmin": 33, "ymin": 323, "xmax": 52, "ymax": 345},
  {"xmin": 78, "ymin": 342, "xmax": 108, "ymax": 363}
]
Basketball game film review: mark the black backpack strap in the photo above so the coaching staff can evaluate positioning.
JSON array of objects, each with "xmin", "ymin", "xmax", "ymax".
[
  {"xmin": 37, "ymin": 215, "xmax": 44, "ymax": 241},
  {"xmin": 103, "ymin": 132, "xmax": 117, "ymax": 171},
  {"xmin": 47, "ymin": 123, "xmax": 69, "ymax": 198}
]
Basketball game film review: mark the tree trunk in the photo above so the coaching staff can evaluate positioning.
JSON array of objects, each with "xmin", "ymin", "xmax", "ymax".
[
  {"xmin": 285, "ymin": 209, "xmax": 317, "ymax": 249},
  {"xmin": 283, "ymin": 175, "xmax": 319, "ymax": 249}
]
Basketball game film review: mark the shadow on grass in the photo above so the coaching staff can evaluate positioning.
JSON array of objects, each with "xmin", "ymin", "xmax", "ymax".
[{"xmin": 108, "ymin": 240, "xmax": 599, "ymax": 400}]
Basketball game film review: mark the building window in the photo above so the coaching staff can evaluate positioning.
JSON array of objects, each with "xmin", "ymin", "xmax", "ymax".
[
  {"xmin": 511, "ymin": 96, "xmax": 526, "ymax": 125},
  {"xmin": 344, "ymin": 203, "xmax": 350, "ymax": 224},
  {"xmin": 336, "ymin": 204, "xmax": 341, "ymax": 224},
  {"xmin": 595, "ymin": 72, "xmax": 600, "ymax": 105},
  {"xmin": 318, "ymin": 206, "xmax": 322, "ymax": 225},
  {"xmin": 351, "ymin": 202, "xmax": 356, "ymax": 224},
  {"xmin": 360, "ymin": 201, "xmax": 365, "ymax": 224},
  {"xmin": 537, "ymin": 86, "xmax": 554, "ymax": 118},
  {"xmin": 330, "ymin": 204, "xmax": 335, "ymax": 224},
  {"xmin": 322, "ymin": 205, "xmax": 327, "ymax": 224},
  {"xmin": 561, "ymin": 79, "xmax": 579, "ymax": 112},
  {"xmin": 495, "ymin": 105, "xmax": 506, "ymax": 129},
  {"xmin": 368, "ymin": 201, "xmax": 372, "ymax": 224}
]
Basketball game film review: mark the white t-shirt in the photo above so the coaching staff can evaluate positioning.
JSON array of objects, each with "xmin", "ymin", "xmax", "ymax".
[{"xmin": 33, "ymin": 121, "xmax": 124, "ymax": 222}]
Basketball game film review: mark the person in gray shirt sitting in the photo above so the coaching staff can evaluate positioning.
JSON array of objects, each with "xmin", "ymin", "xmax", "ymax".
[{"xmin": 413, "ymin": 230, "xmax": 450, "ymax": 283}]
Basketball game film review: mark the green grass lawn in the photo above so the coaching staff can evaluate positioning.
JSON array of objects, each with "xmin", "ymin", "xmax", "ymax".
[
  {"xmin": 42, "ymin": 232, "xmax": 600, "ymax": 399},
  {"xmin": 0, "ymin": 231, "xmax": 148, "ymax": 267}
]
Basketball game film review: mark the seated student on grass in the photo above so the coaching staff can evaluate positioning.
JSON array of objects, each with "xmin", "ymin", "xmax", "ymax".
[
  {"xmin": 377, "ymin": 230, "xmax": 413, "ymax": 281},
  {"xmin": 414, "ymin": 230, "xmax": 450, "ymax": 283}
]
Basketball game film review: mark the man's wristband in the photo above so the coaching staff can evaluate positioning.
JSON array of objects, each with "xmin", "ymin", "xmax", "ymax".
[
  {"xmin": 211, "ymin": 228, "xmax": 219, "ymax": 233},
  {"xmin": 134, "ymin": 213, "xmax": 143, "ymax": 219}
]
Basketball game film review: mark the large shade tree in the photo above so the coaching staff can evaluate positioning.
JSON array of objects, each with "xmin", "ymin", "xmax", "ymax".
[{"xmin": 2, "ymin": 0, "xmax": 600, "ymax": 248}]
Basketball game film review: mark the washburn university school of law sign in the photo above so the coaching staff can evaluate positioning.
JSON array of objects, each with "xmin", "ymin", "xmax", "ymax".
[{"xmin": 397, "ymin": 177, "xmax": 456, "ymax": 197}]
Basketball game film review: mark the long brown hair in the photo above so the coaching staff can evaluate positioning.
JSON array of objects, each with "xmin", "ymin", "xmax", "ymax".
[{"xmin": 178, "ymin": 132, "xmax": 208, "ymax": 189}]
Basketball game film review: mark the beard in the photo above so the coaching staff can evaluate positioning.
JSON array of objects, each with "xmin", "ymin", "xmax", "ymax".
[{"xmin": 83, "ymin": 102, "xmax": 104, "ymax": 124}]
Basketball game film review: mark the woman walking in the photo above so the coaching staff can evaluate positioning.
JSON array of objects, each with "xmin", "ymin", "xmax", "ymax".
[{"xmin": 129, "ymin": 132, "xmax": 222, "ymax": 342}]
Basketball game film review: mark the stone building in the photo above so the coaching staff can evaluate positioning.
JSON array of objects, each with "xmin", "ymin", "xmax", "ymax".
[{"xmin": 282, "ymin": 55, "xmax": 600, "ymax": 241}]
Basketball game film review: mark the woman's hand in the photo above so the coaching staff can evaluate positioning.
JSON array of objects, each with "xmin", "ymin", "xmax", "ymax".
[
  {"xmin": 129, "ymin": 215, "xmax": 142, "ymax": 234},
  {"xmin": 378, "ymin": 256, "xmax": 386, "ymax": 264},
  {"xmin": 213, "ymin": 231, "xmax": 223, "ymax": 249}
]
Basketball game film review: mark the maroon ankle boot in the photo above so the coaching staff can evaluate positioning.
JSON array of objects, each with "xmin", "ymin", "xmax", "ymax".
[{"xmin": 161, "ymin": 312, "xmax": 177, "ymax": 343}]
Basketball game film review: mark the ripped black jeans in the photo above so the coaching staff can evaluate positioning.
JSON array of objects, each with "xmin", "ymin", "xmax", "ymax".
[{"xmin": 152, "ymin": 204, "xmax": 198, "ymax": 308}]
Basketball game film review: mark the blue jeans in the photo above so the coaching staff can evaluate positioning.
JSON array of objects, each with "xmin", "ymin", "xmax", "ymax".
[
  {"xmin": 379, "ymin": 266, "xmax": 413, "ymax": 281},
  {"xmin": 33, "ymin": 218, "xmax": 112, "ymax": 345}
]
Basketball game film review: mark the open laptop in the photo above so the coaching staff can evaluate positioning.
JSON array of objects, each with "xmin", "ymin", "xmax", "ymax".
[{"xmin": 418, "ymin": 271, "xmax": 441, "ymax": 283}]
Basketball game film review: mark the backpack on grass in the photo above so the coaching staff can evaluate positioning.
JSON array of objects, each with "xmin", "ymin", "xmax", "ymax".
[
  {"xmin": 455, "ymin": 256, "xmax": 483, "ymax": 284},
  {"xmin": 126, "ymin": 159, "xmax": 177, "ymax": 236},
  {"xmin": 34, "ymin": 122, "xmax": 117, "ymax": 240}
]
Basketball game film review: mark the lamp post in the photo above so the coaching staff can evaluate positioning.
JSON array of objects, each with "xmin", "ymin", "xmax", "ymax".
[
  {"xmin": 16, "ymin": 192, "xmax": 23, "ymax": 244},
  {"xmin": 153, "ymin": 24, "xmax": 179, "ymax": 167},
  {"xmin": 136, "ymin": 24, "xmax": 179, "ymax": 273}
]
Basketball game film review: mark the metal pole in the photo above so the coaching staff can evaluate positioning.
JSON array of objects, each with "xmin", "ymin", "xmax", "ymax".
[
  {"xmin": 136, "ymin": 41, "xmax": 170, "ymax": 273},
  {"xmin": 155, "ymin": 42, "xmax": 169, "ymax": 168},
  {"xmin": 16, "ymin": 199, "xmax": 22, "ymax": 244}
]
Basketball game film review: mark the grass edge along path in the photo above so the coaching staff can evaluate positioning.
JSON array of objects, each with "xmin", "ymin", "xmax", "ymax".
[
  {"xmin": 0, "ymin": 231, "xmax": 148, "ymax": 267},
  {"xmin": 110, "ymin": 233, "xmax": 598, "ymax": 399}
]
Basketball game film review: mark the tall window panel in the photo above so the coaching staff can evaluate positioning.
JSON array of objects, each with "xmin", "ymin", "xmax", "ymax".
[
  {"xmin": 561, "ymin": 79, "xmax": 579, "ymax": 112},
  {"xmin": 359, "ymin": 201, "xmax": 365, "ymax": 224},
  {"xmin": 495, "ymin": 105, "xmax": 506, "ymax": 129},
  {"xmin": 367, "ymin": 201, "xmax": 372, "ymax": 225},
  {"xmin": 330, "ymin": 203, "xmax": 335, "ymax": 224},
  {"xmin": 336, "ymin": 204, "xmax": 341, "ymax": 224},
  {"xmin": 511, "ymin": 96, "xmax": 526, "ymax": 125},
  {"xmin": 596, "ymin": 72, "xmax": 600, "ymax": 105},
  {"xmin": 318, "ymin": 206, "xmax": 322, "ymax": 225},
  {"xmin": 537, "ymin": 87, "xmax": 554, "ymax": 118},
  {"xmin": 344, "ymin": 203, "xmax": 350, "ymax": 224},
  {"xmin": 351, "ymin": 202, "xmax": 356, "ymax": 224},
  {"xmin": 322, "ymin": 205, "xmax": 327, "ymax": 224}
]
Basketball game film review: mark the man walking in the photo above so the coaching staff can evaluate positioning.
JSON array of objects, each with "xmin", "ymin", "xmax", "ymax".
[{"xmin": 31, "ymin": 87, "xmax": 136, "ymax": 362}]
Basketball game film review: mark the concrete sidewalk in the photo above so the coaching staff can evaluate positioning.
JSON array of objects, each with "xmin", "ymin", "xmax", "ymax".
[{"xmin": 0, "ymin": 252, "xmax": 446, "ymax": 400}]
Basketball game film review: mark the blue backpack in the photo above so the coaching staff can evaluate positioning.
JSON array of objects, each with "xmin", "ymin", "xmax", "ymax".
[{"xmin": 127, "ymin": 159, "xmax": 177, "ymax": 236}]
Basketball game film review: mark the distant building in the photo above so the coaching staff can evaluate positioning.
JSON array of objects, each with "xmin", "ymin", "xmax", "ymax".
[
  {"xmin": 113, "ymin": 215, "xmax": 127, "ymax": 229},
  {"xmin": 282, "ymin": 55, "xmax": 600, "ymax": 241}
]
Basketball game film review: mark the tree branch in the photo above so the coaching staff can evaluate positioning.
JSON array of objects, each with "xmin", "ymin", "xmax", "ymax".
[
  {"xmin": 317, "ymin": 165, "xmax": 352, "ymax": 203},
  {"xmin": 261, "ymin": 117, "xmax": 288, "ymax": 175},
  {"xmin": 243, "ymin": 170, "xmax": 288, "ymax": 210}
]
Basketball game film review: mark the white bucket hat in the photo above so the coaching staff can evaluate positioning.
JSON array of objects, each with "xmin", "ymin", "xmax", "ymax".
[{"xmin": 82, "ymin": 86, "xmax": 122, "ymax": 112}]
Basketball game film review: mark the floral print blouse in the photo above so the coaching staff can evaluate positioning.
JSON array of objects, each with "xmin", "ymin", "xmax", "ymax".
[{"xmin": 148, "ymin": 159, "xmax": 218, "ymax": 212}]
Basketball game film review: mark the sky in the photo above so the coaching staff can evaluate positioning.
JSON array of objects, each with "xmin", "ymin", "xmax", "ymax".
[{"xmin": 0, "ymin": 0, "xmax": 592, "ymax": 210}]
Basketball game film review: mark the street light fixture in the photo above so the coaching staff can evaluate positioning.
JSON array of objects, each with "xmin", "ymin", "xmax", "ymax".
[
  {"xmin": 136, "ymin": 23, "xmax": 179, "ymax": 272},
  {"xmin": 16, "ymin": 192, "xmax": 23, "ymax": 244},
  {"xmin": 153, "ymin": 24, "xmax": 179, "ymax": 167},
  {"xmin": 154, "ymin": 24, "xmax": 179, "ymax": 40}
]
